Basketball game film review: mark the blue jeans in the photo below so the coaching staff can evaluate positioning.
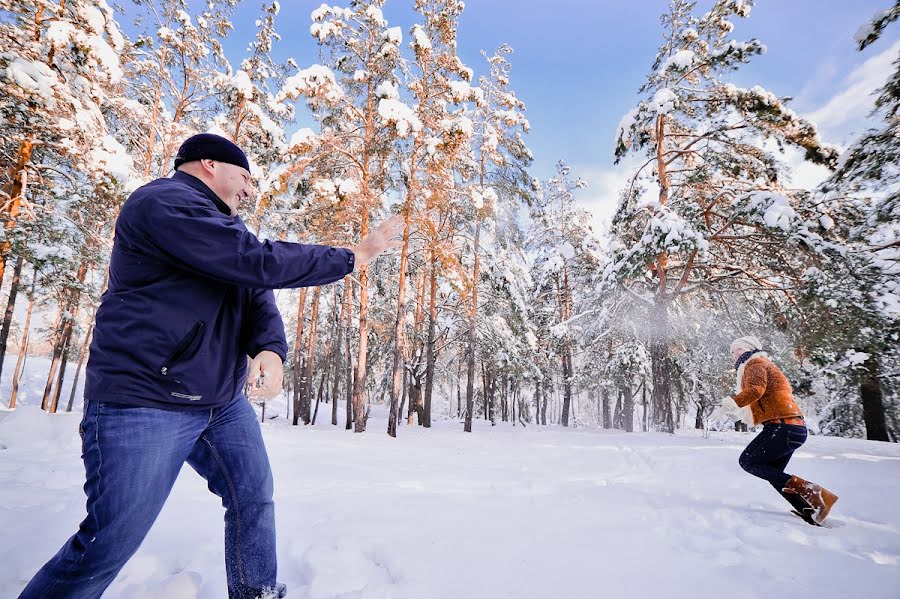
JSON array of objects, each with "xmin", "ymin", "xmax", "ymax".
[
  {"xmin": 19, "ymin": 396, "xmax": 277, "ymax": 599},
  {"xmin": 739, "ymin": 423, "xmax": 807, "ymax": 491}
]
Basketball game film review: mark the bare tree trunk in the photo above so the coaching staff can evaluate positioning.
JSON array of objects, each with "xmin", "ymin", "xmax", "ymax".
[
  {"xmin": 642, "ymin": 374, "xmax": 650, "ymax": 432},
  {"xmin": 65, "ymin": 318, "xmax": 94, "ymax": 413},
  {"xmin": 408, "ymin": 268, "xmax": 427, "ymax": 426},
  {"xmin": 301, "ymin": 287, "xmax": 321, "ymax": 425},
  {"xmin": 353, "ymin": 261, "xmax": 370, "ymax": 432},
  {"xmin": 456, "ymin": 354, "xmax": 462, "ymax": 418},
  {"xmin": 602, "ymin": 387, "xmax": 611, "ymax": 428},
  {"xmin": 291, "ymin": 288, "xmax": 308, "ymax": 426},
  {"xmin": 541, "ymin": 372, "xmax": 550, "ymax": 425},
  {"xmin": 558, "ymin": 269, "xmax": 573, "ymax": 426},
  {"xmin": 860, "ymin": 356, "xmax": 890, "ymax": 442},
  {"xmin": 45, "ymin": 263, "xmax": 88, "ymax": 412},
  {"xmin": 388, "ymin": 172, "xmax": 417, "ymax": 436},
  {"xmin": 422, "ymin": 257, "xmax": 438, "ymax": 427},
  {"xmin": 345, "ymin": 283, "xmax": 355, "ymax": 430},
  {"xmin": 464, "ymin": 216, "xmax": 482, "ymax": 433},
  {"xmin": 8, "ymin": 272, "xmax": 35, "ymax": 410},
  {"xmin": 332, "ymin": 282, "xmax": 348, "ymax": 426},
  {"xmin": 0, "ymin": 255, "xmax": 24, "ymax": 384},
  {"xmin": 312, "ymin": 358, "xmax": 330, "ymax": 426},
  {"xmin": 649, "ymin": 335, "xmax": 675, "ymax": 433},
  {"xmin": 47, "ymin": 320, "xmax": 75, "ymax": 414},
  {"xmin": 533, "ymin": 379, "xmax": 542, "ymax": 426},
  {"xmin": 623, "ymin": 383, "xmax": 635, "ymax": 433}
]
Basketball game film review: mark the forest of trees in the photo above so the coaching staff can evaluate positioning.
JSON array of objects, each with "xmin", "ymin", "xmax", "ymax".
[{"xmin": 1, "ymin": 0, "xmax": 897, "ymax": 440}]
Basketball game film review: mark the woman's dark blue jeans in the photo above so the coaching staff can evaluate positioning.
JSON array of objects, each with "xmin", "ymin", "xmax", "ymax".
[
  {"xmin": 739, "ymin": 423, "xmax": 808, "ymax": 491},
  {"xmin": 19, "ymin": 395, "xmax": 277, "ymax": 599}
]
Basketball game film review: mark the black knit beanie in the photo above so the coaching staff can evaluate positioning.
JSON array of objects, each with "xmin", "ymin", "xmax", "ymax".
[{"xmin": 174, "ymin": 133, "xmax": 251, "ymax": 174}]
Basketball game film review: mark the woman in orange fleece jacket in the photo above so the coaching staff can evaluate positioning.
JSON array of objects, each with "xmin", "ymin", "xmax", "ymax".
[{"xmin": 727, "ymin": 336, "xmax": 838, "ymax": 525}]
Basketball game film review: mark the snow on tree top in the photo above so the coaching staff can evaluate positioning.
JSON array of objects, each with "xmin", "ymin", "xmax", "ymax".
[
  {"xmin": 659, "ymin": 49, "xmax": 695, "ymax": 74},
  {"xmin": 733, "ymin": 191, "xmax": 798, "ymax": 232},
  {"xmin": 377, "ymin": 98, "xmax": 422, "ymax": 136},
  {"xmin": 279, "ymin": 64, "xmax": 344, "ymax": 105},
  {"xmin": 366, "ymin": 5, "xmax": 387, "ymax": 27},
  {"xmin": 4, "ymin": 57, "xmax": 61, "ymax": 108},
  {"xmin": 289, "ymin": 128, "xmax": 316, "ymax": 151},
  {"xmin": 411, "ymin": 25, "xmax": 431, "ymax": 50},
  {"xmin": 651, "ymin": 88, "xmax": 677, "ymax": 114},
  {"xmin": 375, "ymin": 80, "xmax": 399, "ymax": 99},
  {"xmin": 385, "ymin": 27, "xmax": 402, "ymax": 46},
  {"xmin": 231, "ymin": 71, "xmax": 254, "ymax": 99}
]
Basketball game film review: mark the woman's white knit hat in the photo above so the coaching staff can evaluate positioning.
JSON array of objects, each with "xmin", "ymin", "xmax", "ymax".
[{"xmin": 730, "ymin": 336, "xmax": 762, "ymax": 354}]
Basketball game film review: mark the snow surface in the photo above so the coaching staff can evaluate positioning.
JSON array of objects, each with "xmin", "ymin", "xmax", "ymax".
[{"xmin": 1, "ymin": 357, "xmax": 899, "ymax": 598}]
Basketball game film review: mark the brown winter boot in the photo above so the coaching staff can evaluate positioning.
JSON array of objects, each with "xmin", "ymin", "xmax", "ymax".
[{"xmin": 783, "ymin": 475, "xmax": 838, "ymax": 525}]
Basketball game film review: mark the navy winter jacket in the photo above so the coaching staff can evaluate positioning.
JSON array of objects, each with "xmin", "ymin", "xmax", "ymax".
[{"xmin": 85, "ymin": 171, "xmax": 354, "ymax": 410}]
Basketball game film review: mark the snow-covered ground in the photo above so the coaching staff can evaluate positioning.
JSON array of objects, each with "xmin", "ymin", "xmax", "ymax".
[{"xmin": 1, "ymin": 358, "xmax": 899, "ymax": 598}]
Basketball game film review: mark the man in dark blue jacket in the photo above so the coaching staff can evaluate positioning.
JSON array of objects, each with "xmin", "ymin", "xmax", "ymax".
[{"xmin": 19, "ymin": 134, "xmax": 402, "ymax": 599}]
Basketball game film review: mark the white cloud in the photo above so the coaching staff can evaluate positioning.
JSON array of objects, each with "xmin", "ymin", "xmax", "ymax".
[
  {"xmin": 572, "ymin": 155, "xmax": 651, "ymax": 233},
  {"xmin": 806, "ymin": 40, "xmax": 900, "ymax": 142}
]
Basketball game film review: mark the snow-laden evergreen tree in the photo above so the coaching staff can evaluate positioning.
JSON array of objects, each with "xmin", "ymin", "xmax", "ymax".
[
  {"xmin": 0, "ymin": 0, "xmax": 134, "ymax": 397},
  {"xmin": 610, "ymin": 0, "xmax": 838, "ymax": 432},
  {"xmin": 794, "ymin": 4, "xmax": 900, "ymax": 441},
  {"xmin": 127, "ymin": 0, "xmax": 238, "ymax": 180},
  {"xmin": 527, "ymin": 162, "xmax": 604, "ymax": 425},
  {"xmin": 210, "ymin": 1, "xmax": 294, "ymax": 229},
  {"xmin": 460, "ymin": 43, "xmax": 532, "ymax": 432},
  {"xmin": 277, "ymin": 0, "xmax": 414, "ymax": 432},
  {"xmin": 381, "ymin": 0, "xmax": 479, "ymax": 434}
]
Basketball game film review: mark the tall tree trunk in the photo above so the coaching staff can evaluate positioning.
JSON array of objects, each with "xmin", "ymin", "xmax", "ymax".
[
  {"xmin": 860, "ymin": 356, "xmax": 890, "ymax": 442},
  {"xmin": 345, "ymin": 286, "xmax": 355, "ymax": 430},
  {"xmin": 422, "ymin": 257, "xmax": 438, "ymax": 428},
  {"xmin": 456, "ymin": 354, "xmax": 462, "ymax": 418},
  {"xmin": 623, "ymin": 383, "xmax": 635, "ymax": 433},
  {"xmin": 409, "ymin": 268, "xmax": 427, "ymax": 426},
  {"xmin": 301, "ymin": 287, "xmax": 321, "ymax": 425},
  {"xmin": 45, "ymin": 263, "xmax": 88, "ymax": 412},
  {"xmin": 8, "ymin": 272, "xmax": 36, "ymax": 410},
  {"xmin": 0, "ymin": 255, "xmax": 24, "ymax": 384},
  {"xmin": 602, "ymin": 387, "xmax": 611, "ymax": 428},
  {"xmin": 481, "ymin": 362, "xmax": 488, "ymax": 421},
  {"xmin": 48, "ymin": 319, "xmax": 75, "ymax": 414},
  {"xmin": 353, "ymin": 261, "xmax": 370, "ymax": 433},
  {"xmin": 533, "ymin": 378, "xmax": 542, "ymax": 426},
  {"xmin": 558, "ymin": 269, "xmax": 573, "ymax": 426},
  {"xmin": 540, "ymin": 372, "xmax": 550, "ymax": 425},
  {"xmin": 291, "ymin": 288, "xmax": 308, "ymax": 426},
  {"xmin": 332, "ymin": 282, "xmax": 348, "ymax": 426},
  {"xmin": 65, "ymin": 319, "xmax": 94, "ymax": 413},
  {"xmin": 649, "ymin": 338, "xmax": 675, "ymax": 433},
  {"xmin": 388, "ymin": 208, "xmax": 412, "ymax": 437},
  {"xmin": 464, "ymin": 215, "xmax": 482, "ymax": 433}
]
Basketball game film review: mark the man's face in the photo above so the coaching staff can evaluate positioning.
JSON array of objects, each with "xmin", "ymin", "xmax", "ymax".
[{"xmin": 206, "ymin": 160, "xmax": 252, "ymax": 216}]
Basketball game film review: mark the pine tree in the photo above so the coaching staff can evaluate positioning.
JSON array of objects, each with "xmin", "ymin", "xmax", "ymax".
[
  {"xmin": 610, "ymin": 0, "xmax": 838, "ymax": 432},
  {"xmin": 279, "ymin": 1, "xmax": 412, "ymax": 432}
]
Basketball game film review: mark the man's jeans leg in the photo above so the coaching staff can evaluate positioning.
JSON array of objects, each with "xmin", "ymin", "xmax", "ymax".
[
  {"xmin": 19, "ymin": 402, "xmax": 202, "ymax": 599},
  {"xmin": 187, "ymin": 396, "xmax": 277, "ymax": 599}
]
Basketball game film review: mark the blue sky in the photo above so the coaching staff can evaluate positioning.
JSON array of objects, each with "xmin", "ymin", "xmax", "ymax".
[{"xmin": 222, "ymin": 0, "xmax": 899, "ymax": 226}]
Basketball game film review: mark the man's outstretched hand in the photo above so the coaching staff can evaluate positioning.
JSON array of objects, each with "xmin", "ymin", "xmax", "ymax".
[
  {"xmin": 351, "ymin": 214, "xmax": 405, "ymax": 267},
  {"xmin": 246, "ymin": 350, "xmax": 284, "ymax": 401}
]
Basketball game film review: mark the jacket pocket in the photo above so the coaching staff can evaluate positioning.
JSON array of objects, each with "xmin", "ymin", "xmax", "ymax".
[{"xmin": 159, "ymin": 321, "xmax": 205, "ymax": 376}]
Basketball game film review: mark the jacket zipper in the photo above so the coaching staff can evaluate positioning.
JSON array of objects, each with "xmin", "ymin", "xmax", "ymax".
[{"xmin": 160, "ymin": 321, "xmax": 205, "ymax": 376}]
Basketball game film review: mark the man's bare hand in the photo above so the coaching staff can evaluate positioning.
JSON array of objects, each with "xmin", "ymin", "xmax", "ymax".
[
  {"xmin": 351, "ymin": 214, "xmax": 405, "ymax": 268},
  {"xmin": 246, "ymin": 350, "xmax": 284, "ymax": 401}
]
